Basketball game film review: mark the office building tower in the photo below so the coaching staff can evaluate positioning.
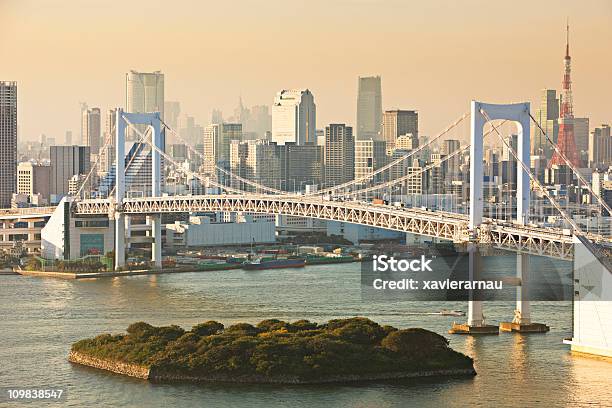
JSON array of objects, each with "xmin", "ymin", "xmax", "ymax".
[
  {"xmin": 0, "ymin": 81, "xmax": 17, "ymax": 208},
  {"xmin": 65, "ymin": 130, "xmax": 72, "ymax": 145},
  {"xmin": 50, "ymin": 145, "xmax": 91, "ymax": 201},
  {"xmin": 17, "ymin": 162, "xmax": 51, "ymax": 204},
  {"xmin": 574, "ymin": 117, "xmax": 589, "ymax": 156},
  {"xmin": 324, "ymin": 124, "xmax": 355, "ymax": 187},
  {"xmin": 164, "ymin": 101, "xmax": 181, "ymax": 129},
  {"xmin": 588, "ymin": 125, "xmax": 611, "ymax": 168},
  {"xmin": 443, "ymin": 139, "xmax": 461, "ymax": 178},
  {"xmin": 230, "ymin": 139, "xmax": 281, "ymax": 191},
  {"xmin": 531, "ymin": 89, "xmax": 559, "ymax": 157},
  {"xmin": 105, "ymin": 109, "xmax": 116, "ymax": 142},
  {"xmin": 126, "ymin": 70, "xmax": 164, "ymax": 140},
  {"xmin": 82, "ymin": 107, "xmax": 101, "ymax": 155},
  {"xmin": 211, "ymin": 109, "xmax": 223, "ymax": 125},
  {"xmin": 272, "ymin": 89, "xmax": 316, "ymax": 145},
  {"xmin": 356, "ymin": 76, "xmax": 382, "ymax": 140},
  {"xmin": 203, "ymin": 123, "xmax": 242, "ymax": 175},
  {"xmin": 278, "ymin": 142, "xmax": 323, "ymax": 191},
  {"xmin": 382, "ymin": 110, "xmax": 418, "ymax": 150},
  {"xmin": 354, "ymin": 139, "xmax": 387, "ymax": 183}
]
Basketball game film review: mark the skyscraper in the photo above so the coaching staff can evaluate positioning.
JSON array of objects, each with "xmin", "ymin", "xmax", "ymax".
[
  {"xmin": 164, "ymin": 101, "xmax": 181, "ymax": 129},
  {"xmin": 549, "ymin": 24, "xmax": 579, "ymax": 167},
  {"xmin": 126, "ymin": 70, "xmax": 164, "ymax": 140},
  {"xmin": 531, "ymin": 89, "xmax": 559, "ymax": 157},
  {"xmin": 271, "ymin": 89, "xmax": 316, "ymax": 145},
  {"xmin": 50, "ymin": 145, "xmax": 91, "ymax": 201},
  {"xmin": 382, "ymin": 110, "xmax": 418, "ymax": 150},
  {"xmin": 354, "ymin": 139, "xmax": 388, "ymax": 184},
  {"xmin": 356, "ymin": 76, "xmax": 382, "ymax": 140},
  {"xmin": 0, "ymin": 81, "xmax": 17, "ymax": 208},
  {"xmin": 82, "ymin": 107, "xmax": 101, "ymax": 155},
  {"xmin": 65, "ymin": 130, "xmax": 73, "ymax": 145},
  {"xmin": 203, "ymin": 123, "xmax": 242, "ymax": 175},
  {"xmin": 324, "ymin": 124, "xmax": 355, "ymax": 187}
]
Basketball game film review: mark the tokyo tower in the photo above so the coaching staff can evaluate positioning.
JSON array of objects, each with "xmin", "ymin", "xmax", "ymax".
[{"xmin": 549, "ymin": 23, "xmax": 580, "ymax": 167}]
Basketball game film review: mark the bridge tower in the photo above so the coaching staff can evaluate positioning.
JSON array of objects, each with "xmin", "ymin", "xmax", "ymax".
[
  {"xmin": 114, "ymin": 109, "xmax": 163, "ymax": 270},
  {"xmin": 452, "ymin": 101, "xmax": 545, "ymax": 334}
]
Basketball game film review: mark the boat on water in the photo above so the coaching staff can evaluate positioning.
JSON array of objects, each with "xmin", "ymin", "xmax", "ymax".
[
  {"xmin": 437, "ymin": 310, "xmax": 465, "ymax": 316},
  {"xmin": 242, "ymin": 257, "xmax": 306, "ymax": 270}
]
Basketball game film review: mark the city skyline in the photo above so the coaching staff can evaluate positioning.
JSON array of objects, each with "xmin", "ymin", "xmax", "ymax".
[{"xmin": 1, "ymin": 0, "xmax": 611, "ymax": 142}]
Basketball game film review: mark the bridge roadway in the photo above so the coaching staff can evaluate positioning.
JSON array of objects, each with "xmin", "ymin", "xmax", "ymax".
[{"xmin": 72, "ymin": 194, "xmax": 582, "ymax": 259}]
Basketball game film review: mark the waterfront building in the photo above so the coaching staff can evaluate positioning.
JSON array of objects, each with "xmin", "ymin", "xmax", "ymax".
[
  {"xmin": 165, "ymin": 214, "xmax": 275, "ymax": 248},
  {"xmin": 272, "ymin": 89, "xmax": 316, "ymax": 145},
  {"xmin": 324, "ymin": 124, "xmax": 355, "ymax": 187},
  {"xmin": 382, "ymin": 110, "xmax": 418, "ymax": 150},
  {"xmin": 0, "ymin": 81, "xmax": 17, "ymax": 208},
  {"xmin": 356, "ymin": 75, "xmax": 382, "ymax": 140}
]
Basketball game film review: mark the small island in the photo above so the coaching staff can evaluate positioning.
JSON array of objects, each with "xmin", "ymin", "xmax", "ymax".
[{"xmin": 69, "ymin": 317, "xmax": 475, "ymax": 384}]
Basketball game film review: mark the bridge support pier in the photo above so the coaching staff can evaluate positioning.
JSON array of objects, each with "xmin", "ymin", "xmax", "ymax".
[
  {"xmin": 449, "ymin": 244, "xmax": 499, "ymax": 335},
  {"xmin": 500, "ymin": 254, "xmax": 550, "ymax": 333},
  {"xmin": 150, "ymin": 214, "xmax": 162, "ymax": 268},
  {"xmin": 115, "ymin": 212, "xmax": 126, "ymax": 270}
]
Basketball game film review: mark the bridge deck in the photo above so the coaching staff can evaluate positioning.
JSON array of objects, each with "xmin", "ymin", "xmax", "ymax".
[{"xmin": 72, "ymin": 195, "xmax": 581, "ymax": 259}]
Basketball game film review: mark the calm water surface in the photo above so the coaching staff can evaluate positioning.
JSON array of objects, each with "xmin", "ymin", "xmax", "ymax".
[{"xmin": 1, "ymin": 261, "xmax": 611, "ymax": 407}]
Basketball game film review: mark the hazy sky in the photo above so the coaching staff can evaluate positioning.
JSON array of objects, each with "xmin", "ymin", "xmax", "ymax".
[{"xmin": 1, "ymin": 0, "xmax": 611, "ymax": 142}]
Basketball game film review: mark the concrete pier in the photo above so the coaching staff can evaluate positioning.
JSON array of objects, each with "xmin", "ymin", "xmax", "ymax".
[{"xmin": 499, "ymin": 254, "xmax": 549, "ymax": 333}]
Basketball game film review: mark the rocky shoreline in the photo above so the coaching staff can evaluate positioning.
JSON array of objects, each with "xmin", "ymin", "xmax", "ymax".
[{"xmin": 69, "ymin": 351, "xmax": 476, "ymax": 384}]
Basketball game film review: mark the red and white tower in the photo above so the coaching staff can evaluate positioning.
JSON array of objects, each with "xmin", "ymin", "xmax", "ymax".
[{"xmin": 549, "ymin": 23, "xmax": 580, "ymax": 167}]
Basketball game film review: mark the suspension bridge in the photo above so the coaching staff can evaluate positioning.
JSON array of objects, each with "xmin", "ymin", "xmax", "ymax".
[{"xmin": 37, "ymin": 100, "xmax": 611, "ymax": 357}]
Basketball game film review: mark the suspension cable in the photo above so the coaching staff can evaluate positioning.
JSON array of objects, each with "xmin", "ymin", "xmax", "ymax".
[
  {"xmin": 306, "ymin": 111, "xmax": 471, "ymax": 196},
  {"xmin": 529, "ymin": 113, "xmax": 612, "ymax": 217},
  {"xmin": 122, "ymin": 117, "xmax": 246, "ymax": 195},
  {"xmin": 341, "ymin": 121, "xmax": 505, "ymax": 197},
  {"xmin": 159, "ymin": 119, "xmax": 289, "ymax": 195},
  {"xmin": 481, "ymin": 110, "xmax": 583, "ymax": 234}
]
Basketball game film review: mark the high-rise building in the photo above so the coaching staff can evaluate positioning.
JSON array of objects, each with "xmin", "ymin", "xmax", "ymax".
[
  {"xmin": 531, "ymin": 89, "xmax": 559, "ymax": 157},
  {"xmin": 443, "ymin": 139, "xmax": 461, "ymax": 179},
  {"xmin": 164, "ymin": 101, "xmax": 181, "ymax": 129},
  {"xmin": 0, "ymin": 81, "xmax": 17, "ymax": 208},
  {"xmin": 202, "ymin": 123, "xmax": 242, "ymax": 175},
  {"xmin": 356, "ymin": 76, "xmax": 382, "ymax": 140},
  {"xmin": 50, "ymin": 145, "xmax": 91, "ymax": 202},
  {"xmin": 229, "ymin": 139, "xmax": 281, "ymax": 191},
  {"xmin": 65, "ymin": 130, "xmax": 72, "ymax": 145},
  {"xmin": 549, "ymin": 24, "xmax": 579, "ymax": 167},
  {"xmin": 82, "ymin": 107, "xmax": 101, "ymax": 155},
  {"xmin": 382, "ymin": 110, "xmax": 418, "ymax": 150},
  {"xmin": 126, "ymin": 70, "xmax": 164, "ymax": 140},
  {"xmin": 272, "ymin": 89, "xmax": 316, "ymax": 145},
  {"xmin": 588, "ymin": 125, "xmax": 611, "ymax": 168},
  {"xmin": 324, "ymin": 124, "xmax": 355, "ymax": 187},
  {"xmin": 354, "ymin": 139, "xmax": 387, "ymax": 183},
  {"xmin": 17, "ymin": 162, "xmax": 51, "ymax": 203},
  {"xmin": 573, "ymin": 117, "xmax": 589, "ymax": 156},
  {"xmin": 278, "ymin": 142, "xmax": 323, "ymax": 191}
]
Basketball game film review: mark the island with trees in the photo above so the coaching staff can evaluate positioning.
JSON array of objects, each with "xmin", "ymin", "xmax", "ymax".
[{"xmin": 69, "ymin": 317, "xmax": 475, "ymax": 384}]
